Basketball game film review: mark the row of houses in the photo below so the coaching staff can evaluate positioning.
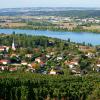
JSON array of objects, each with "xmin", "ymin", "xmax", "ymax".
[{"xmin": 75, "ymin": 18, "xmax": 100, "ymax": 24}]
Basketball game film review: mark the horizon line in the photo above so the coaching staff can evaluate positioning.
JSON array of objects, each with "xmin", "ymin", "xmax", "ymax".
[{"xmin": 0, "ymin": 6, "xmax": 100, "ymax": 9}]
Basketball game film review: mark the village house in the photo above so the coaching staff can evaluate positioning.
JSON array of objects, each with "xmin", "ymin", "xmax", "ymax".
[
  {"xmin": 28, "ymin": 64, "xmax": 32, "ymax": 67},
  {"xmin": 46, "ymin": 54, "xmax": 51, "ymax": 58},
  {"xmin": 26, "ymin": 60, "xmax": 36, "ymax": 72},
  {"xmin": 50, "ymin": 52, "xmax": 55, "ymax": 56},
  {"xmin": 25, "ymin": 67, "xmax": 35, "ymax": 73},
  {"xmin": 57, "ymin": 56, "xmax": 63, "ymax": 61},
  {"xmin": 0, "ymin": 46, "xmax": 9, "ymax": 52},
  {"xmin": 0, "ymin": 59, "xmax": 9, "ymax": 65},
  {"xmin": 25, "ymin": 54, "xmax": 33, "ymax": 58},
  {"xmin": 96, "ymin": 62, "xmax": 100, "ymax": 72},
  {"xmin": 35, "ymin": 57, "xmax": 41, "ymax": 63},
  {"xmin": 64, "ymin": 60, "xmax": 79, "ymax": 69},
  {"xmin": 0, "ymin": 46, "xmax": 5, "ymax": 52},
  {"xmin": 49, "ymin": 69, "xmax": 56, "ymax": 75},
  {"xmin": 79, "ymin": 46, "xmax": 95, "ymax": 52},
  {"xmin": 40, "ymin": 61, "xmax": 45, "ymax": 67},
  {"xmin": 71, "ymin": 69, "xmax": 81, "ymax": 76},
  {"xmin": 21, "ymin": 61, "xmax": 28, "ymax": 66},
  {"xmin": 85, "ymin": 52, "xmax": 95, "ymax": 58},
  {"xmin": 0, "ymin": 66, "xmax": 8, "ymax": 71},
  {"xmin": 9, "ymin": 67, "xmax": 17, "ymax": 72}
]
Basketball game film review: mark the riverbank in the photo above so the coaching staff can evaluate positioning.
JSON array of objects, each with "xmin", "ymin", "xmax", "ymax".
[{"xmin": 0, "ymin": 25, "xmax": 100, "ymax": 34}]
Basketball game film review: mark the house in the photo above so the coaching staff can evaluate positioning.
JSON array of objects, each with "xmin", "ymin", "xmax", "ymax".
[
  {"xmin": 3, "ymin": 54, "xmax": 10, "ymax": 58},
  {"xmin": 64, "ymin": 60, "xmax": 79, "ymax": 69},
  {"xmin": 25, "ymin": 54, "xmax": 33, "ymax": 58},
  {"xmin": 28, "ymin": 64, "xmax": 32, "ymax": 67},
  {"xmin": 91, "ymin": 61, "xmax": 100, "ymax": 72},
  {"xmin": 96, "ymin": 68, "xmax": 100, "ymax": 72},
  {"xmin": 0, "ymin": 46, "xmax": 9, "ymax": 52},
  {"xmin": 9, "ymin": 67, "xmax": 17, "ymax": 72},
  {"xmin": 68, "ymin": 64, "xmax": 74, "ymax": 69},
  {"xmin": 57, "ymin": 57, "xmax": 63, "ymax": 61},
  {"xmin": 70, "ymin": 61, "xmax": 78, "ymax": 66},
  {"xmin": 96, "ymin": 63, "xmax": 100, "ymax": 72},
  {"xmin": 40, "ymin": 61, "xmax": 45, "ymax": 67},
  {"xmin": 85, "ymin": 52, "xmax": 95, "ymax": 58},
  {"xmin": 35, "ymin": 57, "xmax": 41, "ymax": 63},
  {"xmin": 71, "ymin": 69, "xmax": 81, "ymax": 76},
  {"xmin": 0, "ymin": 46, "xmax": 5, "ymax": 52},
  {"xmin": 49, "ymin": 69, "xmax": 56, "ymax": 75},
  {"xmin": 95, "ymin": 20, "xmax": 100, "ymax": 23},
  {"xmin": 46, "ymin": 54, "xmax": 51, "ymax": 58},
  {"xmin": 26, "ymin": 67, "xmax": 35, "ymax": 72},
  {"xmin": 79, "ymin": 46, "xmax": 95, "ymax": 52},
  {"xmin": 0, "ymin": 66, "xmax": 8, "ymax": 71},
  {"xmin": 21, "ymin": 61, "xmax": 28, "ymax": 66},
  {"xmin": 50, "ymin": 52, "xmax": 55, "ymax": 55},
  {"xmin": 0, "ymin": 59, "xmax": 9, "ymax": 65},
  {"xmin": 97, "ymin": 64, "xmax": 100, "ymax": 67}
]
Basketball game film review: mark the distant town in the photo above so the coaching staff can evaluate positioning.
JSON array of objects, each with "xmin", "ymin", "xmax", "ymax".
[
  {"xmin": 0, "ymin": 15, "xmax": 100, "ymax": 33},
  {"xmin": 0, "ymin": 7, "xmax": 100, "ymax": 33}
]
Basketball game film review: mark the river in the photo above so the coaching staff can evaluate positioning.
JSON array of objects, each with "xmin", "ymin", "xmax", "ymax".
[{"xmin": 0, "ymin": 28, "xmax": 100, "ymax": 45}]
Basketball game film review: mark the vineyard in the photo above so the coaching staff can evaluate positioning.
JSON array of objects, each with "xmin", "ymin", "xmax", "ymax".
[{"xmin": 0, "ymin": 73, "xmax": 100, "ymax": 100}]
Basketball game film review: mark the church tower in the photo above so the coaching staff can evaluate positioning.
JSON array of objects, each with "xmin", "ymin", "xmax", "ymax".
[{"xmin": 12, "ymin": 39, "xmax": 16, "ymax": 51}]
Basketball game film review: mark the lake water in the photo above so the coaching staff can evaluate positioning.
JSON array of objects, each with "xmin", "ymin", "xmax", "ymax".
[{"xmin": 0, "ymin": 28, "xmax": 100, "ymax": 46}]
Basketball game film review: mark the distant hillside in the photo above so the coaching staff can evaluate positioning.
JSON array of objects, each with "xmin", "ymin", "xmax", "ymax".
[{"xmin": 0, "ymin": 7, "xmax": 100, "ymax": 17}]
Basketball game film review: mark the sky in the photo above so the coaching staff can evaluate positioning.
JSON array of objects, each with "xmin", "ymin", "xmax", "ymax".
[{"xmin": 0, "ymin": 0, "xmax": 100, "ymax": 8}]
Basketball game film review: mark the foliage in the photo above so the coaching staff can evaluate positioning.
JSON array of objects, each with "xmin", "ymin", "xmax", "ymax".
[{"xmin": 0, "ymin": 73, "xmax": 99, "ymax": 100}]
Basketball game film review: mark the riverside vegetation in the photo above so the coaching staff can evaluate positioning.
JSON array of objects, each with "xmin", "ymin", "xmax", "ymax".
[{"xmin": 1, "ymin": 21, "xmax": 100, "ymax": 33}]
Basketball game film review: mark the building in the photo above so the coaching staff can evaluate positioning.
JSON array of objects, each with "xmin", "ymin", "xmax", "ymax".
[
  {"xmin": 0, "ymin": 59, "xmax": 9, "ymax": 65},
  {"xmin": 21, "ymin": 61, "xmax": 28, "ymax": 66},
  {"xmin": 9, "ymin": 67, "xmax": 17, "ymax": 72},
  {"xmin": 12, "ymin": 39, "xmax": 16, "ymax": 51},
  {"xmin": 49, "ymin": 69, "xmax": 56, "ymax": 75},
  {"xmin": 0, "ymin": 46, "xmax": 9, "ymax": 52},
  {"xmin": 35, "ymin": 57, "xmax": 41, "ymax": 63}
]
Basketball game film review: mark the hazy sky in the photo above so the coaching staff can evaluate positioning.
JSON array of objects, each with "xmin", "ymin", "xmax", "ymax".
[{"xmin": 0, "ymin": 0, "xmax": 100, "ymax": 8}]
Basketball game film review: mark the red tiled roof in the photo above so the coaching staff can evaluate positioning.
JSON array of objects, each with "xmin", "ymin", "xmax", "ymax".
[
  {"xmin": 9, "ymin": 67, "xmax": 17, "ymax": 71},
  {"xmin": 40, "ymin": 61, "xmax": 45, "ymax": 65},
  {"xmin": 0, "ymin": 60, "xmax": 9, "ymax": 63}
]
